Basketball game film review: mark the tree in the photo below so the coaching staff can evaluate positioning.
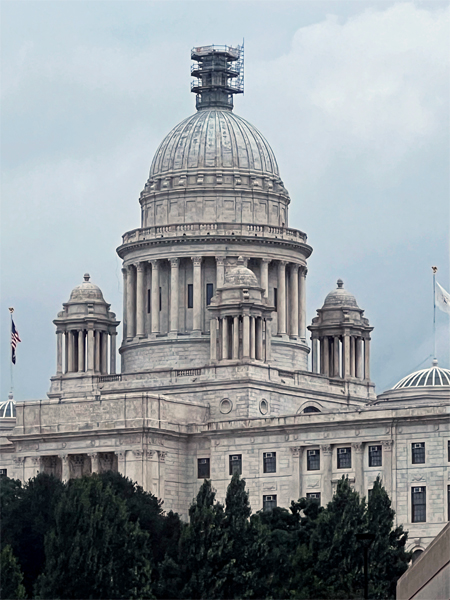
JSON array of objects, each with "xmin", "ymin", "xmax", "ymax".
[
  {"xmin": 36, "ymin": 476, "xmax": 153, "ymax": 599},
  {"xmin": 0, "ymin": 545, "xmax": 26, "ymax": 599}
]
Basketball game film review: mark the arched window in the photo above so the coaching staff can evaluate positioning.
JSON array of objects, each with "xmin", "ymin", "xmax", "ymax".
[
  {"xmin": 303, "ymin": 406, "xmax": 321, "ymax": 414},
  {"xmin": 411, "ymin": 549, "xmax": 423, "ymax": 563}
]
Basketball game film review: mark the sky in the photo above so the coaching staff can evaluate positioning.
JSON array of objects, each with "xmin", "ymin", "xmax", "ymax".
[{"xmin": 1, "ymin": 0, "xmax": 449, "ymax": 401}]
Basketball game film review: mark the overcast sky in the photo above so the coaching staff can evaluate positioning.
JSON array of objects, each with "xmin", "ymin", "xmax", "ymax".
[{"xmin": 1, "ymin": 0, "xmax": 449, "ymax": 401}]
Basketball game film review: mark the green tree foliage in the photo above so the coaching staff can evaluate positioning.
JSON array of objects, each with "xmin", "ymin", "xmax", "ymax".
[
  {"xmin": 35, "ymin": 476, "xmax": 153, "ymax": 599},
  {"xmin": 0, "ymin": 545, "xmax": 26, "ymax": 600}
]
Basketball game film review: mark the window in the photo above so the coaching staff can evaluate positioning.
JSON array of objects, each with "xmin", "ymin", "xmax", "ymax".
[
  {"xmin": 412, "ymin": 442, "xmax": 425, "ymax": 464},
  {"xmin": 263, "ymin": 452, "xmax": 276, "ymax": 473},
  {"xmin": 206, "ymin": 283, "xmax": 214, "ymax": 306},
  {"xmin": 263, "ymin": 495, "xmax": 277, "ymax": 511},
  {"xmin": 447, "ymin": 441, "xmax": 450, "ymax": 462},
  {"xmin": 412, "ymin": 487, "xmax": 426, "ymax": 523},
  {"xmin": 411, "ymin": 549, "xmax": 423, "ymax": 563},
  {"xmin": 337, "ymin": 447, "xmax": 351, "ymax": 469},
  {"xmin": 307, "ymin": 449, "xmax": 320, "ymax": 471},
  {"xmin": 197, "ymin": 458, "xmax": 210, "ymax": 479},
  {"xmin": 274, "ymin": 288, "xmax": 278, "ymax": 309},
  {"xmin": 147, "ymin": 289, "xmax": 151, "ymax": 313},
  {"xmin": 368, "ymin": 488, "xmax": 373, "ymax": 500},
  {"xmin": 159, "ymin": 287, "xmax": 162, "ymax": 311},
  {"xmin": 306, "ymin": 492, "xmax": 321, "ymax": 504},
  {"xmin": 369, "ymin": 445, "xmax": 382, "ymax": 467},
  {"xmin": 187, "ymin": 284, "xmax": 193, "ymax": 309},
  {"xmin": 303, "ymin": 406, "xmax": 321, "ymax": 413},
  {"xmin": 0, "ymin": 469, "xmax": 7, "ymax": 477},
  {"xmin": 229, "ymin": 455, "xmax": 242, "ymax": 476},
  {"xmin": 448, "ymin": 485, "xmax": 450, "ymax": 521}
]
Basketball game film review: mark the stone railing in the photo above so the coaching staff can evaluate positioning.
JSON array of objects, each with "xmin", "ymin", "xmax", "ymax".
[{"xmin": 122, "ymin": 222, "xmax": 307, "ymax": 245}]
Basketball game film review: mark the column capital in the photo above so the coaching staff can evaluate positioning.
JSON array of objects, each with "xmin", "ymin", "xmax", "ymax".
[
  {"xmin": 158, "ymin": 451, "xmax": 167, "ymax": 463},
  {"xmin": 351, "ymin": 442, "xmax": 364, "ymax": 453},
  {"xmin": 136, "ymin": 262, "xmax": 146, "ymax": 273},
  {"xmin": 121, "ymin": 266, "xmax": 128, "ymax": 276},
  {"xmin": 192, "ymin": 256, "xmax": 203, "ymax": 266},
  {"xmin": 59, "ymin": 454, "xmax": 69, "ymax": 463},
  {"xmin": 87, "ymin": 452, "xmax": 99, "ymax": 459},
  {"xmin": 31, "ymin": 457, "xmax": 42, "ymax": 466},
  {"xmin": 320, "ymin": 444, "xmax": 332, "ymax": 455},
  {"xmin": 145, "ymin": 449, "xmax": 155, "ymax": 459},
  {"xmin": 216, "ymin": 256, "xmax": 225, "ymax": 266},
  {"xmin": 382, "ymin": 439, "xmax": 393, "ymax": 452},
  {"xmin": 278, "ymin": 260, "xmax": 287, "ymax": 267},
  {"xmin": 290, "ymin": 446, "xmax": 303, "ymax": 458},
  {"xmin": 170, "ymin": 258, "xmax": 179, "ymax": 268},
  {"xmin": 115, "ymin": 450, "xmax": 126, "ymax": 461},
  {"xmin": 132, "ymin": 449, "xmax": 144, "ymax": 459},
  {"xmin": 300, "ymin": 266, "xmax": 308, "ymax": 277},
  {"xmin": 261, "ymin": 257, "xmax": 271, "ymax": 264},
  {"xmin": 150, "ymin": 259, "xmax": 159, "ymax": 269},
  {"xmin": 13, "ymin": 456, "xmax": 26, "ymax": 465}
]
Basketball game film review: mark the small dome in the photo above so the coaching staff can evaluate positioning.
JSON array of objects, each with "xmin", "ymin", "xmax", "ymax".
[
  {"xmin": 323, "ymin": 279, "xmax": 359, "ymax": 309},
  {"xmin": 0, "ymin": 392, "xmax": 16, "ymax": 418},
  {"xmin": 393, "ymin": 360, "xmax": 450, "ymax": 389},
  {"xmin": 224, "ymin": 259, "xmax": 258, "ymax": 287},
  {"xmin": 69, "ymin": 274, "xmax": 105, "ymax": 302}
]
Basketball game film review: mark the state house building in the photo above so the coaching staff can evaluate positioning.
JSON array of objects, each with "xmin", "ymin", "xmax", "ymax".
[{"xmin": 1, "ymin": 45, "xmax": 449, "ymax": 557}]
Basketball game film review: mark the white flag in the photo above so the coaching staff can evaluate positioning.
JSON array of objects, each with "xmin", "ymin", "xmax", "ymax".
[{"xmin": 436, "ymin": 281, "xmax": 450, "ymax": 315}]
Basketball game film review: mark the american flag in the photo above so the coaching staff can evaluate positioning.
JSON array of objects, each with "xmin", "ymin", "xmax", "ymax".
[{"xmin": 11, "ymin": 318, "xmax": 21, "ymax": 364}]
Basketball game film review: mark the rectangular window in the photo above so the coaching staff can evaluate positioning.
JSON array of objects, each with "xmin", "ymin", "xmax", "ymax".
[
  {"xmin": 369, "ymin": 445, "xmax": 382, "ymax": 467},
  {"xmin": 448, "ymin": 485, "xmax": 450, "ymax": 521},
  {"xmin": 412, "ymin": 487, "xmax": 426, "ymax": 523},
  {"xmin": 0, "ymin": 469, "xmax": 7, "ymax": 477},
  {"xmin": 368, "ymin": 488, "xmax": 373, "ymax": 500},
  {"xmin": 274, "ymin": 287, "xmax": 278, "ymax": 309},
  {"xmin": 412, "ymin": 442, "xmax": 425, "ymax": 464},
  {"xmin": 337, "ymin": 447, "xmax": 351, "ymax": 469},
  {"xmin": 307, "ymin": 449, "xmax": 320, "ymax": 471},
  {"xmin": 197, "ymin": 458, "xmax": 210, "ymax": 479},
  {"xmin": 229, "ymin": 455, "xmax": 242, "ymax": 476},
  {"xmin": 263, "ymin": 495, "xmax": 277, "ymax": 511},
  {"xmin": 263, "ymin": 452, "xmax": 276, "ymax": 473},
  {"xmin": 306, "ymin": 492, "xmax": 321, "ymax": 505},
  {"xmin": 206, "ymin": 283, "xmax": 214, "ymax": 306},
  {"xmin": 447, "ymin": 441, "xmax": 450, "ymax": 462},
  {"xmin": 147, "ymin": 289, "xmax": 151, "ymax": 313},
  {"xmin": 187, "ymin": 284, "xmax": 193, "ymax": 309},
  {"xmin": 159, "ymin": 287, "xmax": 162, "ymax": 311}
]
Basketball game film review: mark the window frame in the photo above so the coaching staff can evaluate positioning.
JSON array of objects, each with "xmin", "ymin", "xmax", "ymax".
[
  {"xmin": 412, "ymin": 442, "xmax": 425, "ymax": 465},
  {"xmin": 368, "ymin": 445, "xmax": 382, "ymax": 467},
  {"xmin": 337, "ymin": 447, "xmax": 352, "ymax": 469},
  {"xmin": 263, "ymin": 452, "xmax": 276, "ymax": 474},
  {"xmin": 307, "ymin": 449, "xmax": 320, "ymax": 471},
  {"xmin": 187, "ymin": 283, "xmax": 193, "ymax": 309},
  {"xmin": 411, "ymin": 486, "xmax": 426, "ymax": 523},
  {"xmin": 229, "ymin": 454, "xmax": 242, "ymax": 476},
  {"xmin": 206, "ymin": 283, "xmax": 214, "ymax": 306},
  {"xmin": 263, "ymin": 495, "xmax": 277, "ymax": 511},
  {"xmin": 306, "ymin": 492, "xmax": 321, "ymax": 505},
  {"xmin": 197, "ymin": 458, "xmax": 210, "ymax": 479}
]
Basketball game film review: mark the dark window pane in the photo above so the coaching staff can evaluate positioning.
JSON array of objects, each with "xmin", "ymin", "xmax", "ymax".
[
  {"xmin": 411, "ymin": 550, "xmax": 423, "ymax": 563},
  {"xmin": 147, "ymin": 289, "xmax": 151, "ymax": 313},
  {"xmin": 369, "ymin": 445, "xmax": 382, "ymax": 467},
  {"xmin": 448, "ymin": 485, "xmax": 450, "ymax": 521},
  {"xmin": 0, "ymin": 469, "xmax": 7, "ymax": 477},
  {"xmin": 412, "ymin": 487, "xmax": 426, "ymax": 523},
  {"xmin": 337, "ymin": 447, "xmax": 351, "ymax": 469},
  {"xmin": 187, "ymin": 284, "xmax": 193, "ymax": 309},
  {"xmin": 412, "ymin": 443, "xmax": 425, "ymax": 464},
  {"xmin": 263, "ymin": 452, "xmax": 276, "ymax": 473},
  {"xmin": 159, "ymin": 287, "xmax": 162, "ymax": 311},
  {"xmin": 198, "ymin": 458, "xmax": 210, "ymax": 479},
  {"xmin": 229, "ymin": 455, "xmax": 242, "ymax": 476},
  {"xmin": 206, "ymin": 283, "xmax": 214, "ymax": 306},
  {"xmin": 307, "ymin": 449, "xmax": 320, "ymax": 471},
  {"xmin": 263, "ymin": 495, "xmax": 277, "ymax": 511},
  {"xmin": 274, "ymin": 288, "xmax": 278, "ymax": 309},
  {"xmin": 448, "ymin": 441, "xmax": 450, "ymax": 462},
  {"xmin": 303, "ymin": 406, "xmax": 321, "ymax": 413},
  {"xmin": 306, "ymin": 492, "xmax": 321, "ymax": 505}
]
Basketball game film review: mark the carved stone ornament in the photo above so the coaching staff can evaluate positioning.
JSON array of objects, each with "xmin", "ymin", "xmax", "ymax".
[
  {"xmin": 133, "ymin": 450, "xmax": 144, "ymax": 459},
  {"xmin": 290, "ymin": 446, "xmax": 302, "ymax": 458},
  {"xmin": 145, "ymin": 450, "xmax": 154, "ymax": 459},
  {"xmin": 382, "ymin": 440, "xmax": 393, "ymax": 451},
  {"xmin": 13, "ymin": 456, "xmax": 25, "ymax": 464},
  {"xmin": 158, "ymin": 451, "xmax": 167, "ymax": 463},
  {"xmin": 31, "ymin": 457, "xmax": 42, "ymax": 466},
  {"xmin": 352, "ymin": 442, "xmax": 363, "ymax": 453},
  {"xmin": 320, "ymin": 444, "xmax": 332, "ymax": 455}
]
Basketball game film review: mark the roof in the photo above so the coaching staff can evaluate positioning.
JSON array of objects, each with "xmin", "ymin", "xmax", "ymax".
[
  {"xmin": 323, "ymin": 279, "xmax": 359, "ymax": 309},
  {"xmin": 69, "ymin": 274, "xmax": 105, "ymax": 303},
  {"xmin": 0, "ymin": 393, "xmax": 16, "ymax": 419},
  {"xmin": 393, "ymin": 360, "xmax": 450, "ymax": 389}
]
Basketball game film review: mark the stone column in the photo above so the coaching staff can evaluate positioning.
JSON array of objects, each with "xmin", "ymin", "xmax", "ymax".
[
  {"xmin": 265, "ymin": 319, "xmax": 272, "ymax": 361},
  {"xmin": 290, "ymin": 446, "xmax": 303, "ymax": 503},
  {"xmin": 356, "ymin": 337, "xmax": 363, "ymax": 379},
  {"xmin": 333, "ymin": 336, "xmax": 340, "ymax": 377},
  {"xmin": 382, "ymin": 440, "xmax": 393, "ymax": 496},
  {"xmin": 222, "ymin": 317, "xmax": 229, "ymax": 360},
  {"xmin": 64, "ymin": 332, "xmax": 69, "ymax": 373},
  {"xmin": 136, "ymin": 262, "xmax": 146, "ymax": 338},
  {"xmin": 243, "ymin": 315, "xmax": 250, "ymax": 358},
  {"xmin": 350, "ymin": 336, "xmax": 356, "ymax": 378},
  {"xmin": 312, "ymin": 337, "xmax": 319, "ymax": 373},
  {"xmin": 101, "ymin": 332, "xmax": 108, "ymax": 374},
  {"xmin": 94, "ymin": 331, "xmax": 101, "ymax": 373},
  {"xmin": 277, "ymin": 261, "xmax": 287, "ymax": 334},
  {"xmin": 250, "ymin": 317, "xmax": 256, "ymax": 359},
  {"xmin": 77, "ymin": 329, "xmax": 85, "ymax": 373},
  {"xmin": 145, "ymin": 450, "xmax": 154, "ymax": 494},
  {"xmin": 56, "ymin": 331, "xmax": 63, "ymax": 374},
  {"xmin": 216, "ymin": 256, "xmax": 225, "ymax": 287},
  {"xmin": 343, "ymin": 334, "xmax": 350, "ymax": 378},
  {"xmin": 210, "ymin": 318, "xmax": 217, "ymax": 361},
  {"xmin": 170, "ymin": 258, "xmax": 179, "ymax": 333},
  {"xmin": 67, "ymin": 331, "xmax": 74, "ymax": 372},
  {"xmin": 87, "ymin": 326, "xmax": 95, "ymax": 373},
  {"xmin": 364, "ymin": 338, "xmax": 370, "ymax": 380},
  {"xmin": 233, "ymin": 316, "xmax": 239, "ymax": 359},
  {"xmin": 261, "ymin": 258, "xmax": 270, "ymax": 298},
  {"xmin": 157, "ymin": 451, "xmax": 167, "ymax": 502},
  {"xmin": 352, "ymin": 442, "xmax": 364, "ymax": 496},
  {"xmin": 192, "ymin": 257, "xmax": 202, "ymax": 331},
  {"xmin": 122, "ymin": 267, "xmax": 128, "ymax": 340},
  {"xmin": 321, "ymin": 444, "xmax": 333, "ymax": 504},
  {"xmin": 299, "ymin": 267, "xmax": 307, "ymax": 340},
  {"xmin": 323, "ymin": 337, "xmax": 330, "ymax": 376},
  {"xmin": 89, "ymin": 452, "xmax": 99, "ymax": 474},
  {"xmin": 110, "ymin": 332, "xmax": 117, "ymax": 374},
  {"xmin": 126, "ymin": 265, "xmax": 136, "ymax": 339},
  {"xmin": 150, "ymin": 260, "xmax": 160, "ymax": 333},
  {"xmin": 115, "ymin": 451, "xmax": 126, "ymax": 477},
  {"xmin": 290, "ymin": 264, "xmax": 299, "ymax": 337},
  {"xmin": 256, "ymin": 317, "xmax": 263, "ymax": 360},
  {"xmin": 61, "ymin": 455, "xmax": 70, "ymax": 482}
]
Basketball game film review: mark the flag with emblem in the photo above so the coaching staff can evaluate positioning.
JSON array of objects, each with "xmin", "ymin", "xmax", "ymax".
[{"xmin": 436, "ymin": 281, "xmax": 450, "ymax": 315}]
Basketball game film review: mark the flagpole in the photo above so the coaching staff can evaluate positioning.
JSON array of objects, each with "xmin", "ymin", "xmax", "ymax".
[
  {"xmin": 432, "ymin": 266, "xmax": 437, "ymax": 360},
  {"xmin": 9, "ymin": 307, "xmax": 14, "ymax": 393}
]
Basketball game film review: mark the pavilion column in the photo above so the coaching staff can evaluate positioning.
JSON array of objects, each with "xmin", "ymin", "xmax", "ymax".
[
  {"xmin": 261, "ymin": 258, "xmax": 270, "ymax": 298},
  {"xmin": 233, "ymin": 316, "xmax": 239, "ymax": 359},
  {"xmin": 243, "ymin": 315, "xmax": 250, "ymax": 358},
  {"xmin": 126, "ymin": 265, "xmax": 136, "ymax": 339},
  {"xmin": 78, "ymin": 329, "xmax": 85, "ymax": 372},
  {"xmin": 350, "ymin": 336, "xmax": 356, "ymax": 378},
  {"xmin": 333, "ymin": 336, "xmax": 340, "ymax": 377},
  {"xmin": 122, "ymin": 267, "xmax": 128, "ymax": 341},
  {"xmin": 87, "ymin": 327, "xmax": 95, "ymax": 372},
  {"xmin": 64, "ymin": 332, "xmax": 69, "ymax": 373},
  {"xmin": 250, "ymin": 317, "xmax": 256, "ymax": 359},
  {"xmin": 222, "ymin": 317, "xmax": 229, "ymax": 359},
  {"xmin": 216, "ymin": 257, "xmax": 225, "ymax": 288},
  {"xmin": 210, "ymin": 318, "xmax": 217, "ymax": 361},
  {"xmin": 101, "ymin": 332, "xmax": 108, "ymax": 374},
  {"xmin": 382, "ymin": 440, "xmax": 393, "ymax": 496},
  {"xmin": 89, "ymin": 452, "xmax": 99, "ymax": 474},
  {"xmin": 56, "ymin": 331, "xmax": 63, "ymax": 374},
  {"xmin": 256, "ymin": 317, "xmax": 263, "ymax": 360},
  {"xmin": 192, "ymin": 257, "xmax": 202, "ymax": 331},
  {"xmin": 94, "ymin": 331, "xmax": 101, "ymax": 373},
  {"xmin": 67, "ymin": 331, "xmax": 74, "ymax": 372},
  {"xmin": 364, "ymin": 338, "xmax": 371, "ymax": 380},
  {"xmin": 311, "ymin": 337, "xmax": 318, "ymax": 373},
  {"xmin": 290, "ymin": 264, "xmax": 299, "ymax": 337},
  {"xmin": 150, "ymin": 260, "xmax": 160, "ymax": 333},
  {"xmin": 352, "ymin": 443, "xmax": 364, "ymax": 496},
  {"xmin": 343, "ymin": 334, "xmax": 350, "ymax": 378},
  {"xmin": 277, "ymin": 261, "xmax": 287, "ymax": 334},
  {"xmin": 61, "ymin": 455, "xmax": 70, "ymax": 482},
  {"xmin": 299, "ymin": 267, "xmax": 307, "ymax": 341},
  {"xmin": 136, "ymin": 262, "xmax": 146, "ymax": 338},
  {"xmin": 109, "ymin": 332, "xmax": 117, "ymax": 374},
  {"xmin": 356, "ymin": 337, "xmax": 363, "ymax": 379},
  {"xmin": 170, "ymin": 258, "xmax": 179, "ymax": 333},
  {"xmin": 323, "ymin": 336, "xmax": 330, "ymax": 376},
  {"xmin": 290, "ymin": 447, "xmax": 303, "ymax": 503},
  {"xmin": 264, "ymin": 319, "xmax": 271, "ymax": 361},
  {"xmin": 321, "ymin": 444, "xmax": 333, "ymax": 505}
]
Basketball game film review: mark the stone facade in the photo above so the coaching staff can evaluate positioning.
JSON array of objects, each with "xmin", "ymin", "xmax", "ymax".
[{"xmin": 1, "ymin": 44, "xmax": 449, "ymax": 554}]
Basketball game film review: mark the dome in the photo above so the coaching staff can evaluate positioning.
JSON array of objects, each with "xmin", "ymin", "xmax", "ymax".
[
  {"xmin": 393, "ymin": 360, "xmax": 450, "ymax": 389},
  {"xmin": 150, "ymin": 110, "xmax": 279, "ymax": 179},
  {"xmin": 323, "ymin": 279, "xmax": 359, "ymax": 309},
  {"xmin": 224, "ymin": 259, "xmax": 258, "ymax": 288},
  {"xmin": 0, "ymin": 392, "xmax": 16, "ymax": 418},
  {"xmin": 69, "ymin": 274, "xmax": 105, "ymax": 302}
]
